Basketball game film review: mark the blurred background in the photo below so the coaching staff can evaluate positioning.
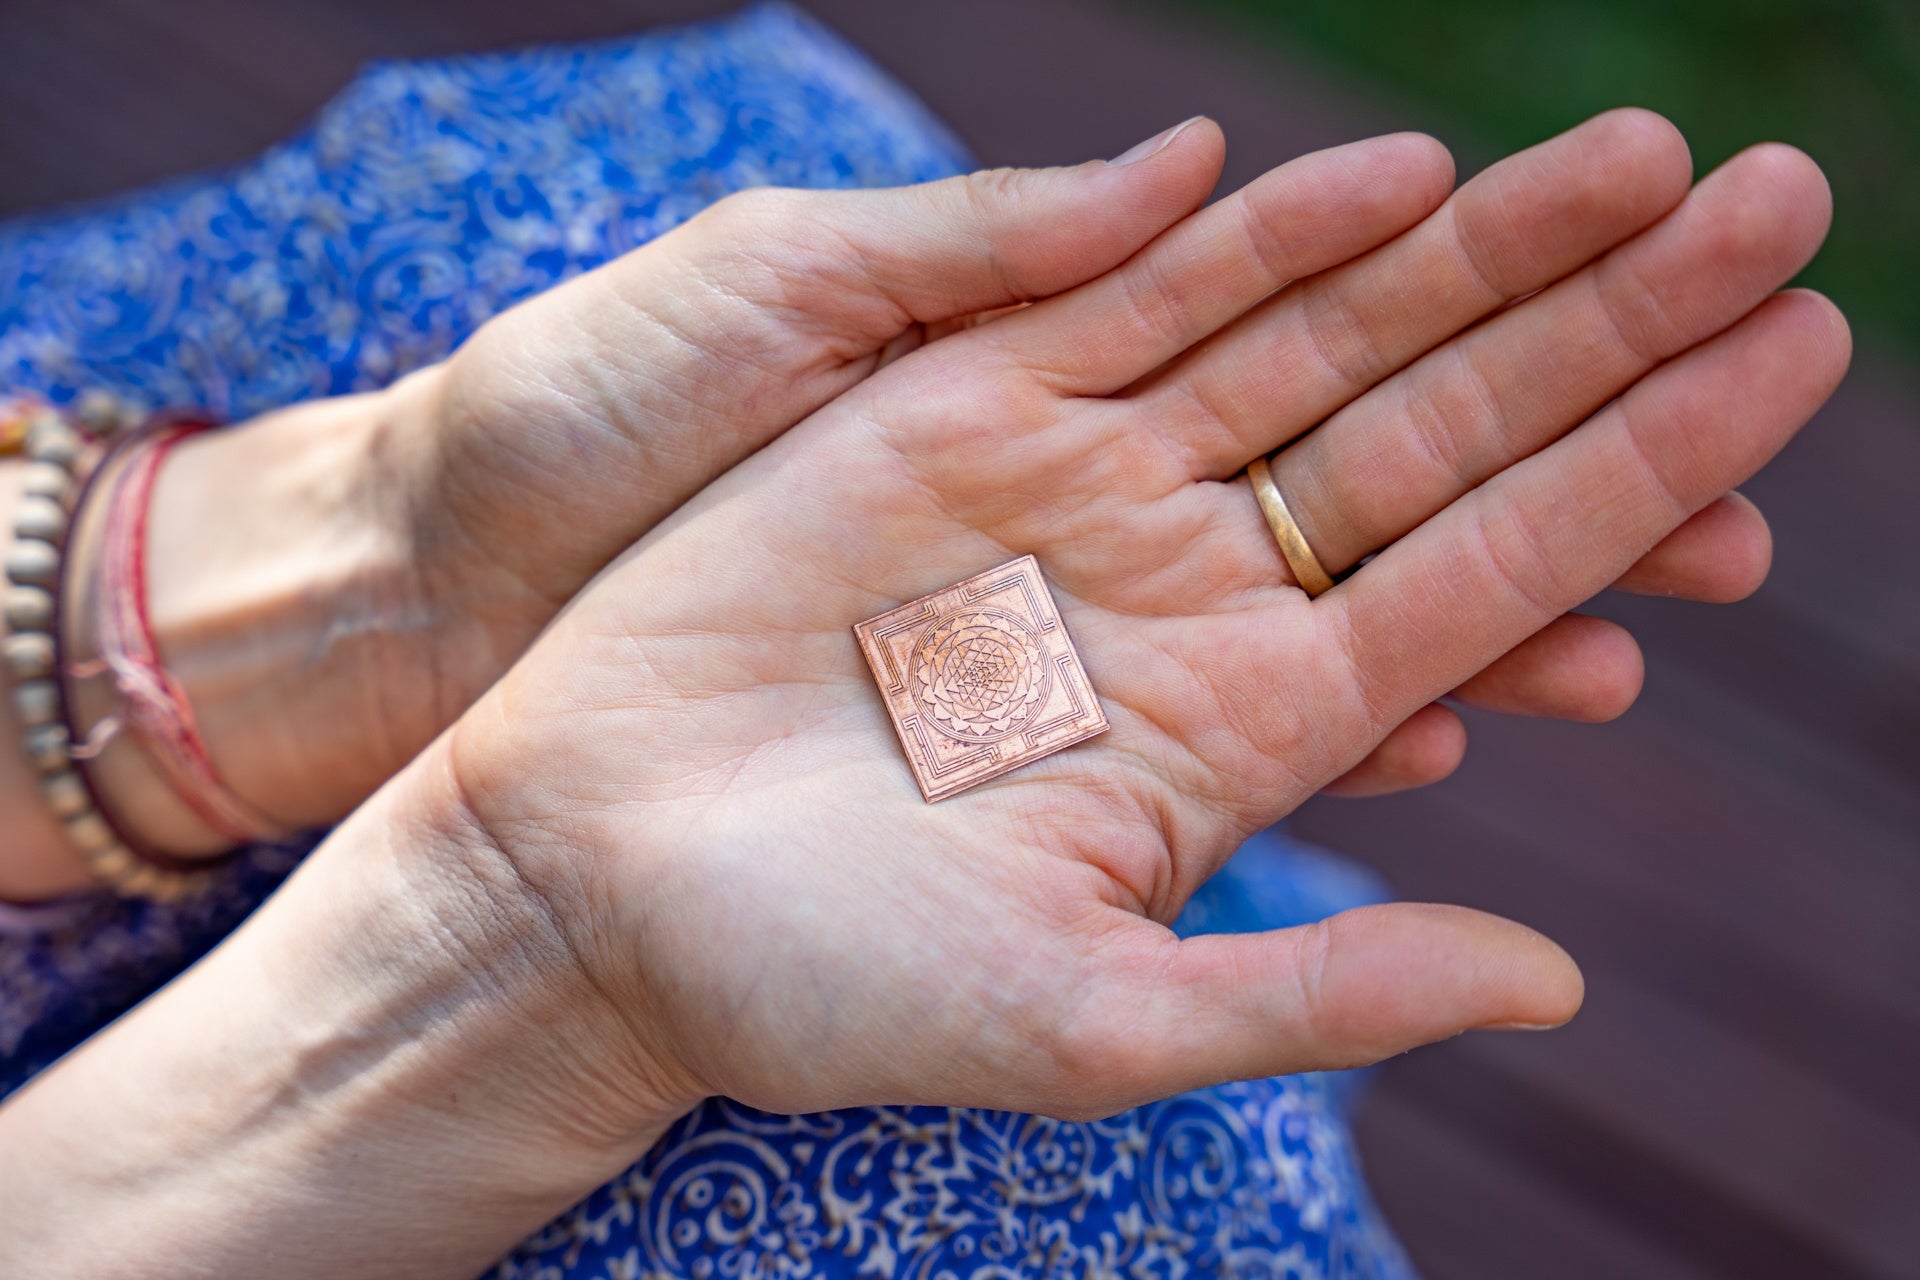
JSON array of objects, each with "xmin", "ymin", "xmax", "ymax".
[{"xmin": 1, "ymin": 1, "xmax": 1913, "ymax": 1276}]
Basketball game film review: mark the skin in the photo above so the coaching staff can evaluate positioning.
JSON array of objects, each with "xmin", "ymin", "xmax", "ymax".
[
  {"xmin": 1, "ymin": 112, "xmax": 1786, "ymax": 893},
  {"xmin": 0, "ymin": 114, "xmax": 1847, "ymax": 1277}
]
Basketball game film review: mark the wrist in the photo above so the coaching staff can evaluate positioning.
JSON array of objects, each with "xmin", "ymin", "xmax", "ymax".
[
  {"xmin": 65, "ymin": 383, "xmax": 437, "ymax": 854},
  {"xmin": 0, "ymin": 745, "xmax": 694, "ymax": 1277},
  {"xmin": 386, "ymin": 740, "xmax": 706, "ymax": 1161},
  {"xmin": 317, "ymin": 743, "xmax": 700, "ymax": 1181}
]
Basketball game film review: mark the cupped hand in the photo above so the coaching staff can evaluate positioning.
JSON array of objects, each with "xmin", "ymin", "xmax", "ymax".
[
  {"xmin": 367, "ymin": 126, "xmax": 1218, "ymax": 742},
  {"xmin": 380, "ymin": 112, "xmax": 1782, "ymax": 803},
  {"xmin": 431, "ymin": 111, "xmax": 1844, "ymax": 1139}
]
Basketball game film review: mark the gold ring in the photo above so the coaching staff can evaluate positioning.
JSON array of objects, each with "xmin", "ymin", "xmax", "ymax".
[{"xmin": 1247, "ymin": 455, "xmax": 1334, "ymax": 597}]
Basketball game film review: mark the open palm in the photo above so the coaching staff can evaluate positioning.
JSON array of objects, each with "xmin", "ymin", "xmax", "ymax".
[{"xmin": 442, "ymin": 111, "xmax": 1845, "ymax": 1135}]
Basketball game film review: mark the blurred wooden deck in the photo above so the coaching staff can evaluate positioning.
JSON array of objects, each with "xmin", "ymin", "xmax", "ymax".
[{"xmin": 3, "ymin": 1, "xmax": 1914, "ymax": 1276}]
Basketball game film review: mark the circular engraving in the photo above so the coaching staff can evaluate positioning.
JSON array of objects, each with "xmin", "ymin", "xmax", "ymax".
[{"xmin": 912, "ymin": 605, "xmax": 1053, "ymax": 744}]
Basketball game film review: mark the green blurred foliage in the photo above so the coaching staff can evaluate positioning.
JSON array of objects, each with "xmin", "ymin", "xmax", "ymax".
[{"xmin": 1192, "ymin": 0, "xmax": 1919, "ymax": 355}]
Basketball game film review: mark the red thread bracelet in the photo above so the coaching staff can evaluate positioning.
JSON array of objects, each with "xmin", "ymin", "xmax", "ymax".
[{"xmin": 83, "ymin": 420, "xmax": 289, "ymax": 847}]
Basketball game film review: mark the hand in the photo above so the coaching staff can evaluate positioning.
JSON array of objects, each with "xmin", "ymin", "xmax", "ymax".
[
  {"xmin": 394, "ymin": 112, "xmax": 1780, "ymax": 803},
  {"xmin": 423, "ymin": 110, "xmax": 1846, "ymax": 1142}
]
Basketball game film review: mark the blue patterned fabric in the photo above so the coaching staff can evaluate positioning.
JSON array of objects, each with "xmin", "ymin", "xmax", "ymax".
[{"xmin": 0, "ymin": 5, "xmax": 1415, "ymax": 1276}]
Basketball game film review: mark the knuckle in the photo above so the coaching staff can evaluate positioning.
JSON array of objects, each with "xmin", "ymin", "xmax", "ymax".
[
  {"xmin": 1119, "ymin": 254, "xmax": 1198, "ymax": 350},
  {"xmin": 1230, "ymin": 187, "xmax": 1306, "ymax": 286},
  {"xmin": 1300, "ymin": 283, "xmax": 1394, "ymax": 390},
  {"xmin": 920, "ymin": 166, "xmax": 1032, "ymax": 304},
  {"xmin": 1445, "ymin": 196, "xmax": 1517, "ymax": 301},
  {"xmin": 1402, "ymin": 348, "xmax": 1500, "ymax": 493},
  {"xmin": 958, "ymin": 165, "xmax": 1035, "ymax": 220},
  {"xmin": 1615, "ymin": 396, "xmax": 1695, "ymax": 522},
  {"xmin": 1324, "ymin": 598, "xmax": 1404, "ymax": 750},
  {"xmin": 1290, "ymin": 918, "xmax": 1338, "ymax": 1046},
  {"xmin": 1592, "ymin": 251, "xmax": 1684, "ymax": 364},
  {"xmin": 1470, "ymin": 495, "xmax": 1577, "ymax": 620}
]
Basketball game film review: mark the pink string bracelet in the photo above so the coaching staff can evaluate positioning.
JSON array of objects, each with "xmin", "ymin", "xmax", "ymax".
[{"xmin": 76, "ymin": 418, "xmax": 291, "ymax": 848}]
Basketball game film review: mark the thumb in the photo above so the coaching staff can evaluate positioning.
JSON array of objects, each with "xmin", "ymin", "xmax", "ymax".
[
  {"xmin": 536, "ymin": 115, "xmax": 1224, "ymax": 369},
  {"xmin": 1071, "ymin": 903, "xmax": 1584, "ymax": 1114},
  {"xmin": 746, "ymin": 115, "xmax": 1225, "ymax": 334}
]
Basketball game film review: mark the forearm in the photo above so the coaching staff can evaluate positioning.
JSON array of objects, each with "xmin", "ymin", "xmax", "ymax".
[{"xmin": 0, "ymin": 743, "xmax": 686, "ymax": 1277}]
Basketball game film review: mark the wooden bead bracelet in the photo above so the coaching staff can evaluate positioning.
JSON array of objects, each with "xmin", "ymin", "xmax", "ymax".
[{"xmin": 2, "ymin": 393, "xmax": 216, "ymax": 902}]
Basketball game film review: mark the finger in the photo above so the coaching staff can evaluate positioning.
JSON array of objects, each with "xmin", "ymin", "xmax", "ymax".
[
  {"xmin": 1319, "ymin": 702, "xmax": 1466, "ymax": 797},
  {"xmin": 1142, "ymin": 108, "xmax": 1693, "ymax": 474},
  {"xmin": 1264, "ymin": 143, "xmax": 1832, "ymax": 571},
  {"xmin": 1211, "ymin": 496, "xmax": 1757, "ymax": 739},
  {"xmin": 1451, "ymin": 614, "xmax": 1644, "ymax": 722},
  {"xmin": 741, "ymin": 117, "xmax": 1229, "ymax": 336},
  {"xmin": 984, "ymin": 132, "xmax": 1456, "ymax": 395},
  {"xmin": 1064, "ymin": 904, "xmax": 1583, "ymax": 1111},
  {"xmin": 1322, "ymin": 616, "xmax": 1645, "ymax": 793},
  {"xmin": 1325, "ymin": 289, "xmax": 1850, "ymax": 740},
  {"xmin": 1614, "ymin": 491, "xmax": 1771, "ymax": 601}
]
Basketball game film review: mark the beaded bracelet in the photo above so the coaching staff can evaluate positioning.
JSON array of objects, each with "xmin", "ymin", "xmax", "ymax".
[{"xmin": 2, "ymin": 393, "xmax": 216, "ymax": 902}]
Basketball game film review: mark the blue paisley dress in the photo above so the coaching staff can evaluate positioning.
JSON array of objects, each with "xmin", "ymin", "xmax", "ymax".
[{"xmin": 0, "ymin": 6, "xmax": 1416, "ymax": 1276}]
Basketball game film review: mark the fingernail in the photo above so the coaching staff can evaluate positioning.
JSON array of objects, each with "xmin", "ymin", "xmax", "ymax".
[{"xmin": 1108, "ymin": 116, "xmax": 1205, "ymax": 166}]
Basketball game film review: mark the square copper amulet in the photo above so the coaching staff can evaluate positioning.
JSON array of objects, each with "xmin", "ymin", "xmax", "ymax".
[{"xmin": 854, "ymin": 556, "xmax": 1109, "ymax": 802}]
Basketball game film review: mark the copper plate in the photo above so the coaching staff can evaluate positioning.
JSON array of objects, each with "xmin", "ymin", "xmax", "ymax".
[{"xmin": 854, "ymin": 555, "xmax": 1108, "ymax": 802}]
